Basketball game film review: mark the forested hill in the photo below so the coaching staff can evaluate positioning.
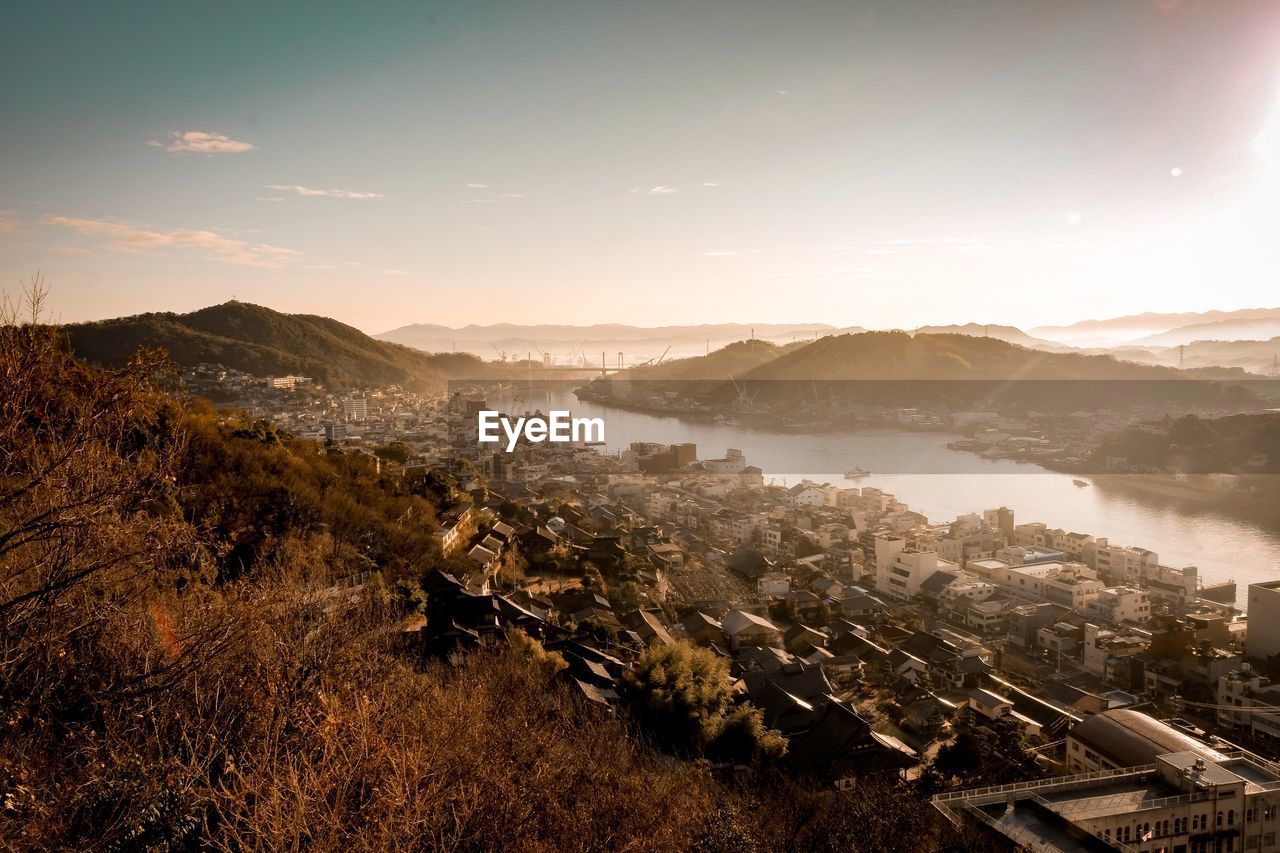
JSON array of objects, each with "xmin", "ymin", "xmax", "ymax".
[
  {"xmin": 64, "ymin": 301, "xmax": 490, "ymax": 388},
  {"xmin": 741, "ymin": 331, "xmax": 1247, "ymax": 381}
]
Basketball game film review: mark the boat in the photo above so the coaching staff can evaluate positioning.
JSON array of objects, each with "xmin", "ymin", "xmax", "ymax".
[
  {"xmin": 1073, "ymin": 479, "xmax": 1089, "ymax": 487},
  {"xmin": 844, "ymin": 466, "xmax": 870, "ymax": 479}
]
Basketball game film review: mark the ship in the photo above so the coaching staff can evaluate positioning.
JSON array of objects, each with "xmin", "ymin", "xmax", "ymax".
[
  {"xmin": 844, "ymin": 466, "xmax": 871, "ymax": 479},
  {"xmin": 1073, "ymin": 479, "xmax": 1089, "ymax": 487}
]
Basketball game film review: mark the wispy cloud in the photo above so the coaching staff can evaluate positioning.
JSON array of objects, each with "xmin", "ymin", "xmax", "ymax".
[
  {"xmin": 383, "ymin": 268, "xmax": 410, "ymax": 276},
  {"xmin": 466, "ymin": 183, "xmax": 489, "ymax": 189},
  {"xmin": 698, "ymin": 182, "xmax": 719, "ymax": 188},
  {"xmin": 42, "ymin": 215, "xmax": 298, "ymax": 268},
  {"xmin": 0, "ymin": 210, "xmax": 24, "ymax": 234},
  {"xmin": 147, "ymin": 130, "xmax": 255, "ymax": 154},
  {"xmin": 629, "ymin": 185, "xmax": 678, "ymax": 196},
  {"xmin": 702, "ymin": 250, "xmax": 739, "ymax": 257},
  {"xmin": 266, "ymin": 184, "xmax": 383, "ymax": 200}
]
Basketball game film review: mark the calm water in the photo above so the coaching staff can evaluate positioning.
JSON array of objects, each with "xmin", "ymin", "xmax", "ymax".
[{"xmin": 494, "ymin": 387, "xmax": 1280, "ymax": 607}]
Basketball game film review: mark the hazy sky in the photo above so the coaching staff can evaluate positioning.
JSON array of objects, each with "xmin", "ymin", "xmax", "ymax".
[{"xmin": 4, "ymin": 0, "xmax": 1280, "ymax": 333}]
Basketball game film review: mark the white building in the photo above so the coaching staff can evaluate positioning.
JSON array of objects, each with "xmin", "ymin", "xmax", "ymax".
[{"xmin": 1086, "ymin": 585, "xmax": 1151, "ymax": 626}]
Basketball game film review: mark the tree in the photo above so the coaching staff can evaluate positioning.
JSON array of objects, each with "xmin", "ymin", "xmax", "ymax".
[
  {"xmin": 627, "ymin": 642, "xmax": 735, "ymax": 753},
  {"xmin": 374, "ymin": 441, "xmax": 413, "ymax": 465}
]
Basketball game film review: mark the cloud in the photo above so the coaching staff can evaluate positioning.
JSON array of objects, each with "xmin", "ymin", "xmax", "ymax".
[
  {"xmin": 466, "ymin": 183, "xmax": 489, "ymax": 189},
  {"xmin": 266, "ymin": 184, "xmax": 383, "ymax": 200},
  {"xmin": 702, "ymin": 250, "xmax": 739, "ymax": 257},
  {"xmin": 647, "ymin": 186, "xmax": 677, "ymax": 195},
  {"xmin": 383, "ymin": 268, "xmax": 410, "ymax": 276},
  {"xmin": 0, "ymin": 210, "xmax": 24, "ymax": 234},
  {"xmin": 55, "ymin": 246, "xmax": 92, "ymax": 255},
  {"xmin": 698, "ymin": 182, "xmax": 719, "ymax": 188},
  {"xmin": 147, "ymin": 130, "xmax": 255, "ymax": 154},
  {"xmin": 42, "ymin": 215, "xmax": 299, "ymax": 268}
]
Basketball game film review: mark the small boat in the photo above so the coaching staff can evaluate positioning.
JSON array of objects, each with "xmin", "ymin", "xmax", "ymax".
[
  {"xmin": 1073, "ymin": 479, "xmax": 1089, "ymax": 487},
  {"xmin": 844, "ymin": 467, "xmax": 870, "ymax": 479}
]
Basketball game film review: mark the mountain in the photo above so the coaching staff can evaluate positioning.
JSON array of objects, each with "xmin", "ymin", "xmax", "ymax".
[
  {"xmin": 1033, "ymin": 307, "xmax": 1280, "ymax": 347},
  {"xmin": 739, "ymin": 331, "xmax": 1194, "ymax": 381},
  {"xmin": 1129, "ymin": 317, "xmax": 1280, "ymax": 347},
  {"xmin": 64, "ymin": 301, "xmax": 490, "ymax": 388},
  {"xmin": 376, "ymin": 321, "xmax": 853, "ymax": 363},
  {"xmin": 583, "ymin": 332, "xmax": 1260, "ymax": 412},
  {"xmin": 620, "ymin": 338, "xmax": 790, "ymax": 380}
]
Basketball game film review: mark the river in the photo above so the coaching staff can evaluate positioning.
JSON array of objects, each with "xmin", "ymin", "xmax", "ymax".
[{"xmin": 494, "ymin": 386, "xmax": 1280, "ymax": 607}]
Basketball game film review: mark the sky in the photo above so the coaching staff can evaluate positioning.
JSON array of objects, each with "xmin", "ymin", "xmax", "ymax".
[{"xmin": 3, "ymin": 0, "xmax": 1280, "ymax": 334}]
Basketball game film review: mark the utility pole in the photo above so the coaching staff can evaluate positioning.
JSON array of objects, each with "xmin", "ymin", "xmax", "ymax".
[{"xmin": 1179, "ymin": 344, "xmax": 1185, "ymax": 370}]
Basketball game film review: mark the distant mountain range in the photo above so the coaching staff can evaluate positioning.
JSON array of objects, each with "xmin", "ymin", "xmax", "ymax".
[
  {"xmin": 375, "ymin": 321, "xmax": 858, "ymax": 364},
  {"xmin": 61, "ymin": 302, "xmax": 1280, "ymax": 395},
  {"xmin": 64, "ymin": 302, "xmax": 492, "ymax": 389},
  {"xmin": 1032, "ymin": 307, "xmax": 1280, "ymax": 347}
]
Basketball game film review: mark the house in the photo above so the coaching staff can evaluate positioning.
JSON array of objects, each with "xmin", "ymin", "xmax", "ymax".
[
  {"xmin": 788, "ymin": 701, "xmax": 918, "ymax": 786},
  {"xmin": 968, "ymin": 688, "xmax": 1014, "ymax": 720},
  {"xmin": 902, "ymin": 695, "xmax": 957, "ymax": 735},
  {"xmin": 784, "ymin": 624, "xmax": 828, "ymax": 656},
  {"xmin": 783, "ymin": 589, "xmax": 826, "ymax": 622},
  {"xmin": 682, "ymin": 611, "xmax": 724, "ymax": 646},
  {"xmin": 968, "ymin": 688, "xmax": 1043, "ymax": 737},
  {"xmin": 722, "ymin": 610, "xmax": 782, "ymax": 650},
  {"xmin": 621, "ymin": 609, "xmax": 675, "ymax": 647},
  {"xmin": 840, "ymin": 589, "xmax": 882, "ymax": 620},
  {"xmin": 742, "ymin": 660, "xmax": 833, "ymax": 709}
]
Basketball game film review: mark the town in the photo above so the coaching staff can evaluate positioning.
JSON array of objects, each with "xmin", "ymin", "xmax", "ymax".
[{"xmin": 186, "ymin": 361, "xmax": 1280, "ymax": 852}]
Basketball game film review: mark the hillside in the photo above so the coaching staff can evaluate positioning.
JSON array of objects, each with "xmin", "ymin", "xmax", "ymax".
[
  {"xmin": 1090, "ymin": 413, "xmax": 1280, "ymax": 475},
  {"xmin": 622, "ymin": 338, "xmax": 790, "ymax": 380},
  {"xmin": 912, "ymin": 323, "xmax": 1069, "ymax": 351},
  {"xmin": 64, "ymin": 301, "xmax": 491, "ymax": 388},
  {"xmin": 582, "ymin": 332, "xmax": 1261, "ymax": 412},
  {"xmin": 742, "ymin": 331, "xmax": 1195, "ymax": 381}
]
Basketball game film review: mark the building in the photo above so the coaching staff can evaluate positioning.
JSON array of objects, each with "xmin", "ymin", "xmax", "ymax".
[
  {"xmin": 1085, "ymin": 537, "xmax": 1159, "ymax": 584},
  {"xmin": 936, "ymin": 747, "xmax": 1280, "ymax": 853},
  {"xmin": 721, "ymin": 610, "xmax": 782, "ymax": 650},
  {"xmin": 874, "ymin": 536, "xmax": 959, "ymax": 602},
  {"xmin": 1086, "ymin": 586, "xmax": 1152, "ymax": 626},
  {"xmin": 998, "ymin": 561, "xmax": 1103, "ymax": 610},
  {"xmin": 1219, "ymin": 664, "xmax": 1280, "ymax": 741},
  {"xmin": 264, "ymin": 374, "xmax": 311, "ymax": 389},
  {"xmin": 1248, "ymin": 581, "xmax": 1280, "ymax": 662},
  {"xmin": 342, "ymin": 397, "xmax": 368, "ymax": 421},
  {"xmin": 1065, "ymin": 709, "xmax": 1226, "ymax": 773}
]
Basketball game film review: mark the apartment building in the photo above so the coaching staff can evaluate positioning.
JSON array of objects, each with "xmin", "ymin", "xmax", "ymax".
[{"xmin": 1087, "ymin": 585, "xmax": 1152, "ymax": 626}]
